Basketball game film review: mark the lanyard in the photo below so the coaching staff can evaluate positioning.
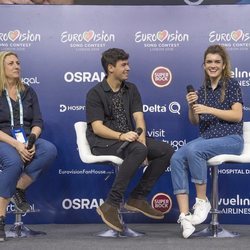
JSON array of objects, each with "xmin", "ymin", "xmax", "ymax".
[{"xmin": 5, "ymin": 88, "xmax": 23, "ymax": 128}]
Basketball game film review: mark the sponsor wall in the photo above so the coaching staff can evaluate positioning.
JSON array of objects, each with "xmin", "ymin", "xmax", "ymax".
[{"xmin": 0, "ymin": 5, "xmax": 250, "ymax": 225}]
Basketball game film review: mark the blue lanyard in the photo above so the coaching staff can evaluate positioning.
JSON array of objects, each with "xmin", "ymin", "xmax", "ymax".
[{"xmin": 5, "ymin": 88, "xmax": 24, "ymax": 128}]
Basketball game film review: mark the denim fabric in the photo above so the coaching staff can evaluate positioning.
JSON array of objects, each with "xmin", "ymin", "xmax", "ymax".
[
  {"xmin": 0, "ymin": 138, "xmax": 57, "ymax": 197},
  {"xmin": 170, "ymin": 135, "xmax": 243, "ymax": 195}
]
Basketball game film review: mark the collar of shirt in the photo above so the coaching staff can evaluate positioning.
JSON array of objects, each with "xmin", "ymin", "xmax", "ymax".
[
  {"xmin": 206, "ymin": 78, "xmax": 223, "ymax": 90},
  {"xmin": 101, "ymin": 77, "xmax": 129, "ymax": 92}
]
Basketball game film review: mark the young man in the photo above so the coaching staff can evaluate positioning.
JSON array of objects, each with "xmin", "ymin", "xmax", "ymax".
[{"xmin": 86, "ymin": 48, "xmax": 174, "ymax": 232}]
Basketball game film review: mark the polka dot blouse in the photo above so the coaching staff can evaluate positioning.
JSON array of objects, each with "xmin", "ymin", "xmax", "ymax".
[{"xmin": 197, "ymin": 78, "xmax": 243, "ymax": 139}]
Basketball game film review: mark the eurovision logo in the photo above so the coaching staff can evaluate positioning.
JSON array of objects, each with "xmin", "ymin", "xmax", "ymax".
[
  {"xmin": 209, "ymin": 29, "xmax": 250, "ymax": 43},
  {"xmin": 60, "ymin": 30, "xmax": 115, "ymax": 43},
  {"xmin": 0, "ymin": 29, "xmax": 41, "ymax": 42},
  {"xmin": 135, "ymin": 30, "xmax": 189, "ymax": 43}
]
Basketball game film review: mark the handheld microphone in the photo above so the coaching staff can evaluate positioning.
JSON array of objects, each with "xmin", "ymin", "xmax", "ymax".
[
  {"xmin": 186, "ymin": 84, "xmax": 195, "ymax": 93},
  {"xmin": 26, "ymin": 133, "xmax": 36, "ymax": 150},
  {"xmin": 186, "ymin": 84, "xmax": 197, "ymax": 104},
  {"xmin": 117, "ymin": 127, "xmax": 143, "ymax": 154}
]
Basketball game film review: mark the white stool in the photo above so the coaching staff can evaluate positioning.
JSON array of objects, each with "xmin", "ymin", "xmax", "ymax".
[
  {"xmin": 74, "ymin": 121, "xmax": 144, "ymax": 237},
  {"xmin": 193, "ymin": 121, "xmax": 250, "ymax": 238}
]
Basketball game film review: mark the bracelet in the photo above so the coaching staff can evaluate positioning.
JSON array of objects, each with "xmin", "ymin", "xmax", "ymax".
[{"xmin": 118, "ymin": 133, "xmax": 123, "ymax": 141}]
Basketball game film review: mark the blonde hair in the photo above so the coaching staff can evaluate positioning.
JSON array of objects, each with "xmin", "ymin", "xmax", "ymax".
[
  {"xmin": 203, "ymin": 45, "xmax": 231, "ymax": 103},
  {"xmin": 0, "ymin": 51, "xmax": 24, "ymax": 96}
]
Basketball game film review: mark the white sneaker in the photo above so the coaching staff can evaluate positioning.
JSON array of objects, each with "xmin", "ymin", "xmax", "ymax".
[
  {"xmin": 177, "ymin": 213, "xmax": 195, "ymax": 239},
  {"xmin": 191, "ymin": 197, "xmax": 211, "ymax": 225}
]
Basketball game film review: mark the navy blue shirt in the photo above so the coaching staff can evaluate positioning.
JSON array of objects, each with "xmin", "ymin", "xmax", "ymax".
[
  {"xmin": 0, "ymin": 85, "xmax": 43, "ymax": 137},
  {"xmin": 197, "ymin": 78, "xmax": 243, "ymax": 139},
  {"xmin": 86, "ymin": 78, "xmax": 143, "ymax": 149}
]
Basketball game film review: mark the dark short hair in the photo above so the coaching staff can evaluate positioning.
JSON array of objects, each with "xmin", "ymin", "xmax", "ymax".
[{"xmin": 101, "ymin": 48, "xmax": 129, "ymax": 74}]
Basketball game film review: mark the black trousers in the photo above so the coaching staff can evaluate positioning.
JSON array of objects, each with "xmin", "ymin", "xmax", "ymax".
[{"xmin": 92, "ymin": 138, "xmax": 174, "ymax": 207}]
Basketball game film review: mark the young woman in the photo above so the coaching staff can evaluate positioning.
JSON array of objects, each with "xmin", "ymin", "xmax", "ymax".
[{"xmin": 171, "ymin": 45, "xmax": 244, "ymax": 238}]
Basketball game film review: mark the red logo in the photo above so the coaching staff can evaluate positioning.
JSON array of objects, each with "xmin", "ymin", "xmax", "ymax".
[
  {"xmin": 151, "ymin": 193, "xmax": 172, "ymax": 214},
  {"xmin": 151, "ymin": 66, "xmax": 172, "ymax": 88}
]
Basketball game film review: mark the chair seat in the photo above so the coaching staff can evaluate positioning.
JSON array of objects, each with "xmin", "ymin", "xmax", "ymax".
[
  {"xmin": 208, "ymin": 121, "xmax": 250, "ymax": 166},
  {"xmin": 74, "ymin": 121, "xmax": 123, "ymax": 165},
  {"xmin": 208, "ymin": 153, "xmax": 250, "ymax": 165}
]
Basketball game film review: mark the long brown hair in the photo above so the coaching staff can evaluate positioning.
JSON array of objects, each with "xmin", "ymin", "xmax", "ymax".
[
  {"xmin": 203, "ymin": 45, "xmax": 231, "ymax": 103},
  {"xmin": 0, "ymin": 51, "xmax": 24, "ymax": 96}
]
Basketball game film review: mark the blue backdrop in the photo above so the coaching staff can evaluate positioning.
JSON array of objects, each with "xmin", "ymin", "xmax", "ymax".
[{"xmin": 0, "ymin": 5, "xmax": 250, "ymax": 225}]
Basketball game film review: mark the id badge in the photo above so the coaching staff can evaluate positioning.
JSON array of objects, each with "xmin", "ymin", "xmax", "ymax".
[{"xmin": 11, "ymin": 128, "xmax": 27, "ymax": 143}]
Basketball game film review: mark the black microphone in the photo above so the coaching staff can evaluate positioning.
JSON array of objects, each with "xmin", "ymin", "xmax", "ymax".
[
  {"xmin": 26, "ymin": 133, "xmax": 36, "ymax": 150},
  {"xmin": 117, "ymin": 127, "xmax": 143, "ymax": 154},
  {"xmin": 186, "ymin": 84, "xmax": 195, "ymax": 93},
  {"xmin": 186, "ymin": 84, "xmax": 197, "ymax": 104}
]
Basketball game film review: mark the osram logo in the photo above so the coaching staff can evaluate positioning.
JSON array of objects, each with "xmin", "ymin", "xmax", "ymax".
[
  {"xmin": 64, "ymin": 71, "xmax": 105, "ymax": 83},
  {"xmin": 62, "ymin": 198, "xmax": 104, "ymax": 210}
]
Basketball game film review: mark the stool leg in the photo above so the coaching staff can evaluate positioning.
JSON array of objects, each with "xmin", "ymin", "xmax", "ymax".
[
  {"xmin": 6, "ymin": 212, "xmax": 46, "ymax": 238},
  {"xmin": 193, "ymin": 165, "xmax": 239, "ymax": 238},
  {"xmin": 210, "ymin": 165, "xmax": 220, "ymax": 236}
]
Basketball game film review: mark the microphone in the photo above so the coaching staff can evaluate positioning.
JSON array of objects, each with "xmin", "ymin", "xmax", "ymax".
[
  {"xmin": 117, "ymin": 127, "xmax": 143, "ymax": 154},
  {"xmin": 186, "ymin": 84, "xmax": 197, "ymax": 104},
  {"xmin": 26, "ymin": 133, "xmax": 36, "ymax": 150},
  {"xmin": 186, "ymin": 84, "xmax": 195, "ymax": 93}
]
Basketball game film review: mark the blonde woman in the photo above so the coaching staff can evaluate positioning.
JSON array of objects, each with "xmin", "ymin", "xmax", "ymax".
[{"xmin": 0, "ymin": 51, "xmax": 57, "ymax": 241}]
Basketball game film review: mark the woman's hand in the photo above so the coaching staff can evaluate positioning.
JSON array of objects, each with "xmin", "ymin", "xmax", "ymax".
[
  {"xmin": 186, "ymin": 91, "xmax": 198, "ymax": 106},
  {"xmin": 192, "ymin": 104, "xmax": 211, "ymax": 114},
  {"xmin": 15, "ymin": 141, "xmax": 34, "ymax": 163}
]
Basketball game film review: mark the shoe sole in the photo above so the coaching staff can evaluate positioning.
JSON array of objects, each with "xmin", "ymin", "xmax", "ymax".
[
  {"xmin": 10, "ymin": 198, "xmax": 31, "ymax": 213},
  {"xmin": 124, "ymin": 204, "xmax": 164, "ymax": 219},
  {"xmin": 96, "ymin": 207, "xmax": 123, "ymax": 232}
]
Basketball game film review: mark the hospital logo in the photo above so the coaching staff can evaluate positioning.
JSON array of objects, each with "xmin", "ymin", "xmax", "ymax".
[
  {"xmin": 151, "ymin": 193, "xmax": 172, "ymax": 214},
  {"xmin": 59, "ymin": 104, "xmax": 85, "ymax": 112},
  {"xmin": 151, "ymin": 66, "xmax": 172, "ymax": 88}
]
